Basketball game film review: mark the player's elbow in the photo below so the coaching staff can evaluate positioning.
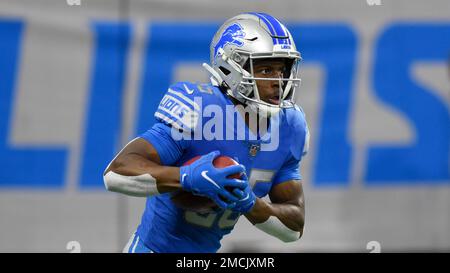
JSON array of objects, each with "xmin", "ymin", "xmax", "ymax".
[
  {"xmin": 281, "ymin": 237, "xmax": 299, "ymax": 243},
  {"xmin": 294, "ymin": 209, "xmax": 305, "ymax": 240},
  {"xmin": 280, "ymin": 228, "xmax": 302, "ymax": 243},
  {"xmin": 103, "ymin": 159, "xmax": 122, "ymax": 191},
  {"xmin": 103, "ymin": 170, "xmax": 114, "ymax": 191},
  {"xmin": 282, "ymin": 220, "xmax": 303, "ymax": 242},
  {"xmin": 297, "ymin": 218, "xmax": 304, "ymax": 239},
  {"xmin": 103, "ymin": 155, "xmax": 127, "ymax": 190}
]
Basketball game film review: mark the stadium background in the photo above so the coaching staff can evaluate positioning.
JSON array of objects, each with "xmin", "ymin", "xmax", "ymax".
[{"xmin": 0, "ymin": 0, "xmax": 449, "ymax": 252}]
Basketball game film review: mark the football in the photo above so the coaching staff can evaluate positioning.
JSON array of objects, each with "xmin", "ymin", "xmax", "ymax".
[{"xmin": 171, "ymin": 155, "xmax": 242, "ymax": 213}]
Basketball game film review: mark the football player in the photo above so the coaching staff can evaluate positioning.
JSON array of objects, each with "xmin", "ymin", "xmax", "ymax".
[{"xmin": 104, "ymin": 12, "xmax": 309, "ymax": 253}]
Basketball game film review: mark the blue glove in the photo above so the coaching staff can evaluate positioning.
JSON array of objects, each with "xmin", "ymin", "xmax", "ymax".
[
  {"xmin": 231, "ymin": 174, "xmax": 256, "ymax": 214},
  {"xmin": 180, "ymin": 150, "xmax": 247, "ymax": 209}
]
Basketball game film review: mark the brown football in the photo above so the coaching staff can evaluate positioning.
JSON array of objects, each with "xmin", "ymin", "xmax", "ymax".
[{"xmin": 171, "ymin": 155, "xmax": 242, "ymax": 213}]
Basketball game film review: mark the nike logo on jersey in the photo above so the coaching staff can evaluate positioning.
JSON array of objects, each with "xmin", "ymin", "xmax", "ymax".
[
  {"xmin": 183, "ymin": 84, "xmax": 194, "ymax": 94},
  {"xmin": 201, "ymin": 171, "xmax": 220, "ymax": 189}
]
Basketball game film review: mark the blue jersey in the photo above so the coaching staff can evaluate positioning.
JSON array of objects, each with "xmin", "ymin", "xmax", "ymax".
[{"xmin": 135, "ymin": 81, "xmax": 309, "ymax": 253}]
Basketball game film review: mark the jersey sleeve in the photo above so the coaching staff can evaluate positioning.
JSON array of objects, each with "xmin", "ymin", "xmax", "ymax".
[
  {"xmin": 139, "ymin": 122, "xmax": 189, "ymax": 166},
  {"xmin": 272, "ymin": 154, "xmax": 302, "ymax": 186},
  {"xmin": 153, "ymin": 82, "xmax": 201, "ymax": 134},
  {"xmin": 138, "ymin": 82, "xmax": 201, "ymax": 165},
  {"xmin": 271, "ymin": 106, "xmax": 310, "ymax": 186}
]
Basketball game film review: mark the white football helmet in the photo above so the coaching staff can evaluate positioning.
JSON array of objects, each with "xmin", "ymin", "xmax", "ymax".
[{"xmin": 203, "ymin": 12, "xmax": 302, "ymax": 115}]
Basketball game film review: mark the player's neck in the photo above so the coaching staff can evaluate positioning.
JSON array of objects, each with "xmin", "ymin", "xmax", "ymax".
[
  {"xmin": 245, "ymin": 112, "xmax": 270, "ymax": 138},
  {"xmin": 224, "ymin": 90, "xmax": 270, "ymax": 138},
  {"xmin": 232, "ymin": 100, "xmax": 269, "ymax": 138}
]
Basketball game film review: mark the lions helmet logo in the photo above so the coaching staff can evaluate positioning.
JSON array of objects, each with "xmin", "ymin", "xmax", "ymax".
[{"xmin": 214, "ymin": 23, "xmax": 246, "ymax": 58}]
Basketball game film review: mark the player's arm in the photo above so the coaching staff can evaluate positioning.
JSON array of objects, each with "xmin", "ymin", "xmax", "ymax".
[
  {"xmin": 103, "ymin": 83, "xmax": 194, "ymax": 197},
  {"xmin": 243, "ymin": 110, "xmax": 309, "ymax": 242},
  {"xmin": 244, "ymin": 180, "xmax": 305, "ymax": 242},
  {"xmin": 103, "ymin": 134, "xmax": 245, "ymax": 204},
  {"xmin": 103, "ymin": 137, "xmax": 182, "ymax": 196},
  {"xmin": 233, "ymin": 144, "xmax": 307, "ymax": 242}
]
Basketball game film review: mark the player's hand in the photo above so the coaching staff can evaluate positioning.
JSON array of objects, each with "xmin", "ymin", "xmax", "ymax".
[
  {"xmin": 230, "ymin": 174, "xmax": 256, "ymax": 214},
  {"xmin": 179, "ymin": 150, "xmax": 247, "ymax": 209}
]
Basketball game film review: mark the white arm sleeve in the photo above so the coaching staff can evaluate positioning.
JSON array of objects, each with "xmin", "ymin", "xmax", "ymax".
[
  {"xmin": 103, "ymin": 171, "xmax": 159, "ymax": 197},
  {"xmin": 254, "ymin": 216, "xmax": 301, "ymax": 243}
]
